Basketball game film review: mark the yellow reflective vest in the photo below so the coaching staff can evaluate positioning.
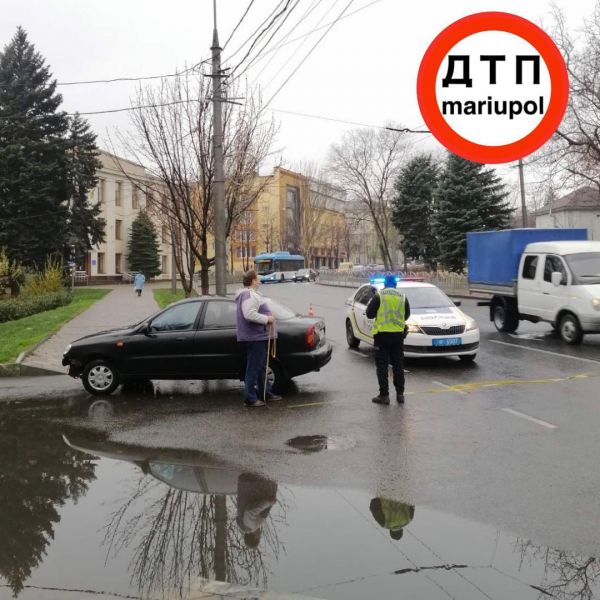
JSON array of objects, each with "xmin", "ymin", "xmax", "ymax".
[{"xmin": 372, "ymin": 288, "xmax": 406, "ymax": 335}]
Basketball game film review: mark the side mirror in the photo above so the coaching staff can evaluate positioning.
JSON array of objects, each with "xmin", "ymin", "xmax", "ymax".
[
  {"xmin": 454, "ymin": 301, "xmax": 462, "ymax": 307},
  {"xmin": 551, "ymin": 271, "xmax": 563, "ymax": 287},
  {"xmin": 140, "ymin": 322, "xmax": 152, "ymax": 334}
]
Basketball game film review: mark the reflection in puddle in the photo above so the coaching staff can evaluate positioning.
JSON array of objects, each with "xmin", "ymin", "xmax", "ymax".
[{"xmin": 0, "ymin": 412, "xmax": 598, "ymax": 600}]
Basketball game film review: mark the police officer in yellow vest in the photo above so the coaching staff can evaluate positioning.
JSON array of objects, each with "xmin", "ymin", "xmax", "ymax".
[{"xmin": 365, "ymin": 274, "xmax": 410, "ymax": 404}]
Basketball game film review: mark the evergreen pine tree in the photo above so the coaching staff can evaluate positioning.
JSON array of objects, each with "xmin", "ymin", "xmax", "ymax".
[
  {"xmin": 65, "ymin": 113, "xmax": 105, "ymax": 264},
  {"xmin": 391, "ymin": 154, "xmax": 439, "ymax": 270},
  {"xmin": 128, "ymin": 211, "xmax": 161, "ymax": 279},
  {"xmin": 434, "ymin": 154, "xmax": 513, "ymax": 273},
  {"xmin": 0, "ymin": 27, "xmax": 70, "ymax": 267}
]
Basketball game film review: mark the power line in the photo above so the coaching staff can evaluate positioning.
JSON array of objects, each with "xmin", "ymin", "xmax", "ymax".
[
  {"xmin": 230, "ymin": 0, "xmax": 304, "ymax": 79},
  {"xmin": 229, "ymin": 0, "xmax": 383, "ymax": 72},
  {"xmin": 264, "ymin": 0, "xmax": 357, "ymax": 108},
  {"xmin": 235, "ymin": 0, "xmax": 328, "ymax": 84},
  {"xmin": 229, "ymin": 0, "xmax": 299, "ymax": 77},
  {"xmin": 222, "ymin": 0, "xmax": 256, "ymax": 51}
]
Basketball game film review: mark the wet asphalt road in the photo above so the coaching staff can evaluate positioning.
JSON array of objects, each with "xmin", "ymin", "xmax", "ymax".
[{"xmin": 2, "ymin": 281, "xmax": 600, "ymax": 571}]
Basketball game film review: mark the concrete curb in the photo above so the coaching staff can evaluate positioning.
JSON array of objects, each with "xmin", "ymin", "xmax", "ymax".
[
  {"xmin": 0, "ymin": 363, "xmax": 63, "ymax": 377},
  {"xmin": 15, "ymin": 329, "xmax": 58, "ymax": 365}
]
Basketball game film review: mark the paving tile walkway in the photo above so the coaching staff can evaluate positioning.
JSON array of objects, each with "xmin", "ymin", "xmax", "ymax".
[{"xmin": 23, "ymin": 284, "xmax": 160, "ymax": 372}]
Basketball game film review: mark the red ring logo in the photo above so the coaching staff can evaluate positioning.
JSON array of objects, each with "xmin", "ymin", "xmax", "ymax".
[{"xmin": 417, "ymin": 12, "xmax": 569, "ymax": 164}]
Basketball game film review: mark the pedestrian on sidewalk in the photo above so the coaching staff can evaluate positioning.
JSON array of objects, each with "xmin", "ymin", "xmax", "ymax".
[
  {"xmin": 133, "ymin": 272, "xmax": 145, "ymax": 297},
  {"xmin": 235, "ymin": 270, "xmax": 282, "ymax": 407},
  {"xmin": 366, "ymin": 274, "xmax": 410, "ymax": 405}
]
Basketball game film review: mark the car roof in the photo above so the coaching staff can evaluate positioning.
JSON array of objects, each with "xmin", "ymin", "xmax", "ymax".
[{"xmin": 525, "ymin": 241, "xmax": 600, "ymax": 255}]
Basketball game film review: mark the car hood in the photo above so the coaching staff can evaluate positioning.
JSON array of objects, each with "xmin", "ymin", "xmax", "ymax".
[
  {"xmin": 407, "ymin": 306, "xmax": 467, "ymax": 327},
  {"xmin": 71, "ymin": 324, "xmax": 139, "ymax": 345}
]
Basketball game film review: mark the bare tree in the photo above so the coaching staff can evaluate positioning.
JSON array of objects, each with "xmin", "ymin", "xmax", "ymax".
[
  {"xmin": 116, "ymin": 69, "xmax": 276, "ymax": 294},
  {"xmin": 328, "ymin": 127, "xmax": 411, "ymax": 269},
  {"xmin": 537, "ymin": 3, "xmax": 600, "ymax": 193}
]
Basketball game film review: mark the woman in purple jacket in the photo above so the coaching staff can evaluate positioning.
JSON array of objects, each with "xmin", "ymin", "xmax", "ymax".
[{"xmin": 235, "ymin": 270, "xmax": 283, "ymax": 407}]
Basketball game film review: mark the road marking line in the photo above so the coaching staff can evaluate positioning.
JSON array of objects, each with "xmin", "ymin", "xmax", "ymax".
[
  {"xmin": 501, "ymin": 408, "xmax": 557, "ymax": 429},
  {"xmin": 433, "ymin": 380, "xmax": 468, "ymax": 395},
  {"xmin": 489, "ymin": 340, "xmax": 600, "ymax": 365}
]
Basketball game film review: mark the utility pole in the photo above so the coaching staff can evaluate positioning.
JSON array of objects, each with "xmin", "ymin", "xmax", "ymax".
[
  {"xmin": 518, "ymin": 158, "xmax": 528, "ymax": 227},
  {"xmin": 212, "ymin": 0, "xmax": 227, "ymax": 296}
]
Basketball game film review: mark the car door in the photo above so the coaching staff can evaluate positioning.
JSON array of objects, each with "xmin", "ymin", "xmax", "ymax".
[
  {"xmin": 193, "ymin": 299, "xmax": 243, "ymax": 378},
  {"xmin": 517, "ymin": 254, "xmax": 541, "ymax": 316},
  {"xmin": 536, "ymin": 254, "xmax": 570, "ymax": 321},
  {"xmin": 352, "ymin": 285, "xmax": 376, "ymax": 340},
  {"xmin": 122, "ymin": 301, "xmax": 202, "ymax": 378}
]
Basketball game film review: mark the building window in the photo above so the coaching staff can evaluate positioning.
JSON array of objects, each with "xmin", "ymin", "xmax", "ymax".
[
  {"xmin": 234, "ymin": 230, "xmax": 256, "ymax": 242},
  {"xmin": 97, "ymin": 252, "xmax": 105, "ymax": 274},
  {"xmin": 115, "ymin": 181, "xmax": 122, "ymax": 207},
  {"xmin": 132, "ymin": 187, "xmax": 139, "ymax": 209},
  {"xmin": 236, "ymin": 247, "xmax": 256, "ymax": 258},
  {"xmin": 115, "ymin": 219, "xmax": 122, "ymax": 240},
  {"xmin": 162, "ymin": 225, "xmax": 169, "ymax": 244},
  {"xmin": 146, "ymin": 188, "xmax": 154, "ymax": 208},
  {"xmin": 162, "ymin": 255, "xmax": 168, "ymax": 274},
  {"xmin": 115, "ymin": 253, "xmax": 122, "ymax": 274},
  {"xmin": 98, "ymin": 179, "xmax": 105, "ymax": 204}
]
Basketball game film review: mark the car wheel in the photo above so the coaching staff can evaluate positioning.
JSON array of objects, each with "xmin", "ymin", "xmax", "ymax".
[
  {"xmin": 267, "ymin": 361, "xmax": 290, "ymax": 394},
  {"xmin": 559, "ymin": 313, "xmax": 584, "ymax": 345},
  {"xmin": 346, "ymin": 319, "xmax": 360, "ymax": 348},
  {"xmin": 82, "ymin": 359, "xmax": 120, "ymax": 395},
  {"xmin": 459, "ymin": 354, "xmax": 476, "ymax": 363},
  {"xmin": 492, "ymin": 302, "xmax": 519, "ymax": 333}
]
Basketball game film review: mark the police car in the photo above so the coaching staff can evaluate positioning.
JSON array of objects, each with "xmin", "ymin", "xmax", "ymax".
[{"xmin": 345, "ymin": 277, "xmax": 480, "ymax": 361}]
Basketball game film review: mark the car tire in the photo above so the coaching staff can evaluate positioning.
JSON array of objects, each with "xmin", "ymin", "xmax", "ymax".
[
  {"xmin": 492, "ymin": 302, "xmax": 519, "ymax": 333},
  {"xmin": 558, "ymin": 313, "xmax": 584, "ymax": 345},
  {"xmin": 82, "ymin": 359, "xmax": 120, "ymax": 396},
  {"xmin": 267, "ymin": 361, "xmax": 290, "ymax": 394},
  {"xmin": 346, "ymin": 319, "xmax": 360, "ymax": 348},
  {"xmin": 459, "ymin": 354, "xmax": 476, "ymax": 363}
]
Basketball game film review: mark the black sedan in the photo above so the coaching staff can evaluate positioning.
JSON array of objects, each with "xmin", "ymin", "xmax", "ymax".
[
  {"xmin": 62, "ymin": 297, "xmax": 332, "ymax": 396},
  {"xmin": 293, "ymin": 268, "xmax": 317, "ymax": 282}
]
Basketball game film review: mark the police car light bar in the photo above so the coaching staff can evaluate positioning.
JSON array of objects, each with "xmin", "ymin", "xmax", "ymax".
[{"xmin": 369, "ymin": 275, "xmax": 424, "ymax": 285}]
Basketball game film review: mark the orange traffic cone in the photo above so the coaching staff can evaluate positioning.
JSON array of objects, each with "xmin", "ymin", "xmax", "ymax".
[{"xmin": 308, "ymin": 303, "xmax": 315, "ymax": 317}]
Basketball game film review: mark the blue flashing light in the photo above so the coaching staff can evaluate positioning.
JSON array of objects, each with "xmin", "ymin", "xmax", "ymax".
[{"xmin": 369, "ymin": 275, "xmax": 401, "ymax": 285}]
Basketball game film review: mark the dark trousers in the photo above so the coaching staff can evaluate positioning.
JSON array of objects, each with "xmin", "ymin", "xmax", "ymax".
[
  {"xmin": 374, "ymin": 332, "xmax": 405, "ymax": 396},
  {"xmin": 244, "ymin": 340, "xmax": 273, "ymax": 402}
]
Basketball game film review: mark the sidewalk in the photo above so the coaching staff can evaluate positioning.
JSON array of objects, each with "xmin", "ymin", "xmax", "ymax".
[{"xmin": 23, "ymin": 284, "xmax": 159, "ymax": 372}]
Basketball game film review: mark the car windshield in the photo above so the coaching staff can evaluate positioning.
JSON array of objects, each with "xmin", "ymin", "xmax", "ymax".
[
  {"xmin": 266, "ymin": 299, "xmax": 296, "ymax": 320},
  {"xmin": 564, "ymin": 252, "xmax": 600, "ymax": 285},
  {"xmin": 400, "ymin": 286, "xmax": 453, "ymax": 309}
]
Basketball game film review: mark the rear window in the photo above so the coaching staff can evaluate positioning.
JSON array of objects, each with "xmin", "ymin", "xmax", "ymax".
[
  {"xmin": 522, "ymin": 255, "xmax": 539, "ymax": 280},
  {"xmin": 266, "ymin": 299, "xmax": 296, "ymax": 320}
]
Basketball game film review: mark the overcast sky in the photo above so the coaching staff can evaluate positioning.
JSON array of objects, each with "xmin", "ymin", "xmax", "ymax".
[{"xmin": 1, "ymin": 0, "xmax": 597, "ymax": 194}]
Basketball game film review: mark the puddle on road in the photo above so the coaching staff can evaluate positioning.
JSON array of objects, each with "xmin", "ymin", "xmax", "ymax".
[
  {"xmin": 0, "ymin": 408, "xmax": 599, "ymax": 600},
  {"xmin": 286, "ymin": 434, "xmax": 356, "ymax": 453}
]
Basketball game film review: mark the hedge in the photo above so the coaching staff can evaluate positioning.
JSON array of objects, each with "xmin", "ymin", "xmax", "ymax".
[{"xmin": 0, "ymin": 291, "xmax": 73, "ymax": 323}]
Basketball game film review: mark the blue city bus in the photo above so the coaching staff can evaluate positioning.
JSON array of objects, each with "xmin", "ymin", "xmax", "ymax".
[{"xmin": 254, "ymin": 251, "xmax": 305, "ymax": 282}]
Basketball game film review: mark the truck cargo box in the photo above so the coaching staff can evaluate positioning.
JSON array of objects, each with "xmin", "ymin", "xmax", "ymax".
[{"xmin": 467, "ymin": 228, "xmax": 588, "ymax": 287}]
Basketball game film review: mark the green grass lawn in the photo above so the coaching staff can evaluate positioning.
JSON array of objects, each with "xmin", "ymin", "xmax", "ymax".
[
  {"xmin": 0, "ymin": 288, "xmax": 110, "ymax": 364},
  {"xmin": 153, "ymin": 288, "xmax": 189, "ymax": 309}
]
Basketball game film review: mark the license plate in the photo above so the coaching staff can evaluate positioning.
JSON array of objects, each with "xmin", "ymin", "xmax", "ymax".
[{"xmin": 432, "ymin": 337, "xmax": 462, "ymax": 347}]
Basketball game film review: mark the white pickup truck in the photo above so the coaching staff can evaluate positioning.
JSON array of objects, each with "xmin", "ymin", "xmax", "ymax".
[{"xmin": 469, "ymin": 238, "xmax": 600, "ymax": 345}]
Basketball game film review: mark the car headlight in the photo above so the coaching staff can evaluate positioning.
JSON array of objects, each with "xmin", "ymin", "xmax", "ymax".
[
  {"xmin": 63, "ymin": 343, "xmax": 72, "ymax": 355},
  {"xmin": 592, "ymin": 298, "xmax": 600, "ymax": 310},
  {"xmin": 406, "ymin": 322, "xmax": 421, "ymax": 333},
  {"xmin": 465, "ymin": 317, "xmax": 478, "ymax": 331}
]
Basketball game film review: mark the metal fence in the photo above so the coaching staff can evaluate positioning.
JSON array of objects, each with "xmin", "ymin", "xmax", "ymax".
[{"xmin": 317, "ymin": 270, "xmax": 470, "ymax": 296}]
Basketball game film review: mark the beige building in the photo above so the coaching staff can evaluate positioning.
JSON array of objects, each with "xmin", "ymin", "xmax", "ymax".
[
  {"xmin": 535, "ymin": 186, "xmax": 600, "ymax": 240},
  {"xmin": 82, "ymin": 151, "xmax": 173, "ymax": 283},
  {"xmin": 230, "ymin": 167, "xmax": 348, "ymax": 272}
]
